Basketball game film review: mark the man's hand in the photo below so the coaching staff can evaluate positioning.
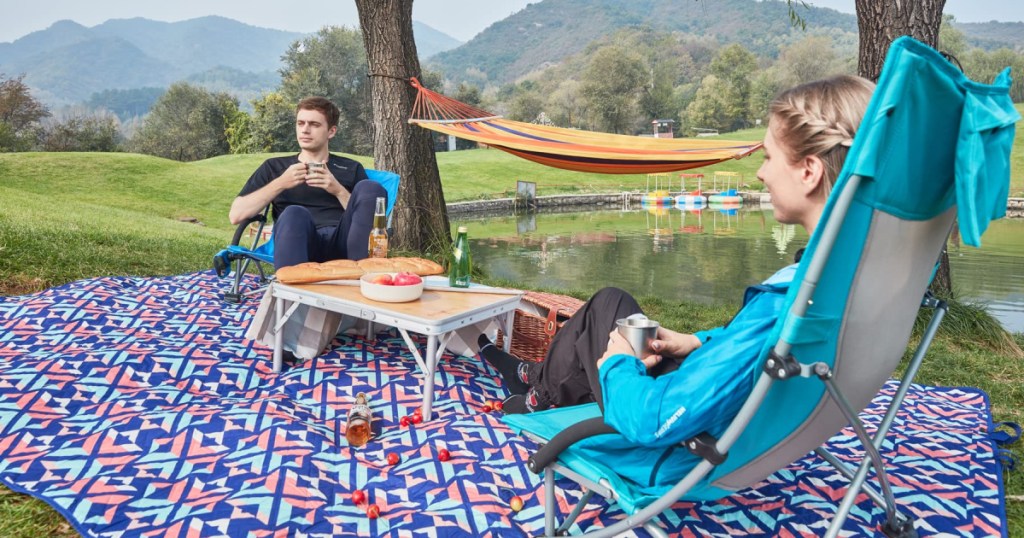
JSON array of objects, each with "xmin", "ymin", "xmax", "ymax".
[
  {"xmin": 596, "ymin": 329, "xmax": 663, "ymax": 371},
  {"xmin": 275, "ymin": 162, "xmax": 310, "ymax": 190},
  {"xmin": 304, "ymin": 161, "xmax": 351, "ymax": 208}
]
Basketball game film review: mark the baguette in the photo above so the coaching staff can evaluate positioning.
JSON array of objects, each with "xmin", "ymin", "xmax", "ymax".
[{"xmin": 276, "ymin": 257, "xmax": 444, "ymax": 285}]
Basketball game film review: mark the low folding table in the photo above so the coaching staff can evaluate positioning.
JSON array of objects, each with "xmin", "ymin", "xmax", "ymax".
[{"xmin": 268, "ymin": 280, "xmax": 523, "ymax": 419}]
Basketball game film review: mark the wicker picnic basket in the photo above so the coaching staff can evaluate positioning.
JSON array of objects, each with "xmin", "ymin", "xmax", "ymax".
[{"xmin": 495, "ymin": 291, "xmax": 585, "ymax": 362}]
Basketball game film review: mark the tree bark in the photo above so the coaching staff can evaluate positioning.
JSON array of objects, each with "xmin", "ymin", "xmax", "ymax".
[
  {"xmin": 855, "ymin": 0, "xmax": 954, "ymax": 296},
  {"xmin": 355, "ymin": 0, "xmax": 451, "ymax": 254},
  {"xmin": 855, "ymin": 0, "xmax": 946, "ymax": 80}
]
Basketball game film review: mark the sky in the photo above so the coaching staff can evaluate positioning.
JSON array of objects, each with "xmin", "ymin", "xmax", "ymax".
[{"xmin": 1, "ymin": 0, "xmax": 1022, "ymax": 44}]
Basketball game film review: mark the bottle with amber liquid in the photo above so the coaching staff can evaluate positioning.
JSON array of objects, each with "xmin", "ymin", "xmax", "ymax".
[
  {"xmin": 367, "ymin": 196, "xmax": 388, "ymax": 258},
  {"xmin": 449, "ymin": 226, "xmax": 472, "ymax": 288},
  {"xmin": 345, "ymin": 392, "xmax": 373, "ymax": 447}
]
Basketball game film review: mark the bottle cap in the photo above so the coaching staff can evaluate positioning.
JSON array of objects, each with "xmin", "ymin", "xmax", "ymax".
[{"xmin": 457, "ymin": 226, "xmax": 468, "ymax": 233}]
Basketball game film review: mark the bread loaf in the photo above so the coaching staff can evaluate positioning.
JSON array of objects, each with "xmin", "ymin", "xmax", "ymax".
[{"xmin": 276, "ymin": 257, "xmax": 444, "ymax": 285}]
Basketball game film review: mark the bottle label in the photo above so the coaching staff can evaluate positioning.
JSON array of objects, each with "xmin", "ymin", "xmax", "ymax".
[{"xmin": 349, "ymin": 403, "xmax": 372, "ymax": 420}]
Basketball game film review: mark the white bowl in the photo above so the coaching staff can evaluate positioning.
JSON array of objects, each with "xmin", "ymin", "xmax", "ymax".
[{"xmin": 359, "ymin": 272, "xmax": 424, "ymax": 303}]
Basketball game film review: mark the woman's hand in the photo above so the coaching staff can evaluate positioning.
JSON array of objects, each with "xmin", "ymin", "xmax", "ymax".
[
  {"xmin": 649, "ymin": 327, "xmax": 702, "ymax": 359},
  {"xmin": 597, "ymin": 330, "xmax": 663, "ymax": 371}
]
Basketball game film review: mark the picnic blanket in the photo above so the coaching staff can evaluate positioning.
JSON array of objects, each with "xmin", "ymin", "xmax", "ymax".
[{"xmin": 0, "ymin": 272, "xmax": 1012, "ymax": 537}]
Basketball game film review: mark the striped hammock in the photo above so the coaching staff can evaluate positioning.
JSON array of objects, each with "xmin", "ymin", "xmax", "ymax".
[{"xmin": 408, "ymin": 78, "xmax": 763, "ymax": 175}]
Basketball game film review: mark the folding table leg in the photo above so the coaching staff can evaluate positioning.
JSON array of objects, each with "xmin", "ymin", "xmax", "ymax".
[{"xmin": 420, "ymin": 335, "xmax": 439, "ymax": 420}]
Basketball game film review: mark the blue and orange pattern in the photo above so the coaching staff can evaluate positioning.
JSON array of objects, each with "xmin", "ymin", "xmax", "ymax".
[{"xmin": 0, "ymin": 272, "xmax": 1009, "ymax": 537}]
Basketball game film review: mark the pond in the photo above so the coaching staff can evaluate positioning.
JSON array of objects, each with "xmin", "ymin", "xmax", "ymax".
[{"xmin": 451, "ymin": 205, "xmax": 1024, "ymax": 334}]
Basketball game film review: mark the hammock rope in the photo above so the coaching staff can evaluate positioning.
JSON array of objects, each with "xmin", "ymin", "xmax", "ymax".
[{"xmin": 407, "ymin": 78, "xmax": 763, "ymax": 175}]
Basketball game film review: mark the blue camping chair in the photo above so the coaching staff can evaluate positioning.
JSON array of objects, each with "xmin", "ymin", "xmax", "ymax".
[
  {"xmin": 213, "ymin": 168, "xmax": 401, "ymax": 303},
  {"xmin": 504, "ymin": 37, "xmax": 1020, "ymax": 538}
]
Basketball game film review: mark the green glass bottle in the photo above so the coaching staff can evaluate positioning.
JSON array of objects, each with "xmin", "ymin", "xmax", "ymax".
[{"xmin": 449, "ymin": 226, "xmax": 472, "ymax": 288}]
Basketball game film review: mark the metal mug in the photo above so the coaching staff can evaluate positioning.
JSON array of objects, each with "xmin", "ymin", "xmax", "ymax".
[
  {"xmin": 306, "ymin": 162, "xmax": 325, "ymax": 173},
  {"xmin": 615, "ymin": 315, "xmax": 659, "ymax": 358}
]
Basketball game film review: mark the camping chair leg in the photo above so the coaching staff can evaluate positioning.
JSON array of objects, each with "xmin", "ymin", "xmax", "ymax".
[
  {"xmin": 555, "ymin": 489, "xmax": 595, "ymax": 536},
  {"xmin": 819, "ymin": 298, "xmax": 946, "ymax": 538},
  {"xmin": 224, "ymin": 257, "xmax": 253, "ymax": 304},
  {"xmin": 545, "ymin": 467, "xmax": 557, "ymax": 537}
]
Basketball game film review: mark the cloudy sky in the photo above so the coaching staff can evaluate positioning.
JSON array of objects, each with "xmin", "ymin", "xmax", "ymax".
[{"xmin": 1, "ymin": 0, "xmax": 1022, "ymax": 44}]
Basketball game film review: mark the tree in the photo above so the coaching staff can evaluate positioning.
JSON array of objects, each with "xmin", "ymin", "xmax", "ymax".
[
  {"xmin": 707, "ymin": 44, "xmax": 758, "ymax": 130},
  {"xmin": 37, "ymin": 108, "xmax": 120, "ymax": 152},
  {"xmin": 128, "ymin": 83, "xmax": 238, "ymax": 162},
  {"xmin": 356, "ymin": 0, "xmax": 450, "ymax": 254},
  {"xmin": 229, "ymin": 91, "xmax": 297, "ymax": 154},
  {"xmin": 684, "ymin": 74, "xmax": 743, "ymax": 133},
  {"xmin": 279, "ymin": 26, "xmax": 373, "ymax": 154},
  {"xmin": 855, "ymin": 0, "xmax": 945, "ymax": 80},
  {"xmin": 0, "ymin": 74, "xmax": 50, "ymax": 152},
  {"xmin": 580, "ymin": 45, "xmax": 647, "ymax": 133}
]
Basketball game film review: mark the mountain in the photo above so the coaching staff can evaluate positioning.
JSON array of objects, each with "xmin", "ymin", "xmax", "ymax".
[
  {"xmin": 0, "ymin": 16, "xmax": 465, "ymax": 109},
  {"xmin": 427, "ymin": 0, "xmax": 858, "ymax": 86},
  {"xmin": 957, "ymin": 21, "xmax": 1024, "ymax": 52},
  {"xmin": 413, "ymin": 21, "xmax": 463, "ymax": 59},
  {"xmin": 0, "ymin": 16, "xmax": 303, "ymax": 107}
]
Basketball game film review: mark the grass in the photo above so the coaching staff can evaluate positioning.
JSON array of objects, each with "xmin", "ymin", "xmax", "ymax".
[{"xmin": 0, "ymin": 115, "xmax": 1023, "ymax": 536}]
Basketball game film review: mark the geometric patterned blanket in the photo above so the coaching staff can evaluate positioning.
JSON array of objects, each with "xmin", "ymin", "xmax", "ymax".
[{"xmin": 0, "ymin": 272, "xmax": 1008, "ymax": 537}]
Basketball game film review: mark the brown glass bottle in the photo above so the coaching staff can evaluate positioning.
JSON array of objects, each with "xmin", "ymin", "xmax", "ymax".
[
  {"xmin": 345, "ymin": 392, "xmax": 372, "ymax": 447},
  {"xmin": 367, "ymin": 197, "xmax": 388, "ymax": 258}
]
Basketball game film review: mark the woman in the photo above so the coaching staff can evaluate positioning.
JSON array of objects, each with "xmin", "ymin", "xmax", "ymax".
[{"xmin": 480, "ymin": 74, "xmax": 875, "ymax": 438}]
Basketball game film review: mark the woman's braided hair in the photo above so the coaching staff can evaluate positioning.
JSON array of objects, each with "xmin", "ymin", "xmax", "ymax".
[{"xmin": 769, "ymin": 75, "xmax": 875, "ymax": 197}]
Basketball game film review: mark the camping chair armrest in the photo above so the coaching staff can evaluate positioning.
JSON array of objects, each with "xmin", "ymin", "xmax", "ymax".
[
  {"xmin": 230, "ymin": 212, "xmax": 267, "ymax": 247},
  {"xmin": 527, "ymin": 417, "xmax": 618, "ymax": 474}
]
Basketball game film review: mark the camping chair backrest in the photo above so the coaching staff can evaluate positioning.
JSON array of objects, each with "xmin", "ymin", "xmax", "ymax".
[
  {"xmin": 366, "ymin": 168, "xmax": 401, "ymax": 227},
  {"xmin": 708, "ymin": 37, "xmax": 1019, "ymax": 493}
]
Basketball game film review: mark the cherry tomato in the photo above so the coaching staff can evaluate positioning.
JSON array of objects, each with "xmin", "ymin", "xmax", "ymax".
[
  {"xmin": 386, "ymin": 452, "xmax": 400, "ymax": 465},
  {"xmin": 400, "ymin": 416, "xmax": 410, "ymax": 427},
  {"xmin": 493, "ymin": 400, "xmax": 504, "ymax": 411},
  {"xmin": 410, "ymin": 414, "xmax": 423, "ymax": 424},
  {"xmin": 351, "ymin": 489, "xmax": 366, "ymax": 504},
  {"xmin": 367, "ymin": 504, "xmax": 380, "ymax": 519},
  {"xmin": 482, "ymin": 403, "xmax": 493, "ymax": 412},
  {"xmin": 438, "ymin": 448, "xmax": 451, "ymax": 462}
]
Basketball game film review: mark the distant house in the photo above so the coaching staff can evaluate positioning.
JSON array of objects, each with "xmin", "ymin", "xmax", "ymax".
[{"xmin": 652, "ymin": 119, "xmax": 675, "ymax": 138}]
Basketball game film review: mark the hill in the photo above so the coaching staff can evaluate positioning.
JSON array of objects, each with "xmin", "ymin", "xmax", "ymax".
[
  {"xmin": 413, "ymin": 21, "xmax": 464, "ymax": 59},
  {"xmin": 427, "ymin": 0, "xmax": 858, "ymax": 86},
  {"xmin": 0, "ymin": 17, "xmax": 464, "ymax": 109},
  {"xmin": 0, "ymin": 16, "xmax": 301, "ymax": 107},
  {"xmin": 957, "ymin": 21, "xmax": 1024, "ymax": 52}
]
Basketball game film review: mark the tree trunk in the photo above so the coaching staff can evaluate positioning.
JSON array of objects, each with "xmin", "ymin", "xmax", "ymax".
[
  {"xmin": 855, "ymin": 0, "xmax": 946, "ymax": 80},
  {"xmin": 855, "ymin": 0, "xmax": 953, "ymax": 296},
  {"xmin": 355, "ymin": 0, "xmax": 451, "ymax": 254}
]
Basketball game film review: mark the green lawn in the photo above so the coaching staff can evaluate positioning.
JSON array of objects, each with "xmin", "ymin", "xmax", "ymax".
[{"xmin": 0, "ymin": 117, "xmax": 1023, "ymax": 536}]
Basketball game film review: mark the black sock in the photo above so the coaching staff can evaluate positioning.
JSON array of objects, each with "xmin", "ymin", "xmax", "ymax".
[{"xmin": 478, "ymin": 334, "xmax": 530, "ymax": 395}]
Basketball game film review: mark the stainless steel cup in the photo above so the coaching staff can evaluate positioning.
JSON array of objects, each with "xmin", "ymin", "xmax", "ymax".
[
  {"xmin": 615, "ymin": 316, "xmax": 659, "ymax": 357},
  {"xmin": 306, "ymin": 162, "xmax": 325, "ymax": 173}
]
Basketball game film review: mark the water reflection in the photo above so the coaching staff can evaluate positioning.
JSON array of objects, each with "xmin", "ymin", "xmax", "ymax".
[{"xmin": 454, "ymin": 206, "xmax": 1024, "ymax": 334}]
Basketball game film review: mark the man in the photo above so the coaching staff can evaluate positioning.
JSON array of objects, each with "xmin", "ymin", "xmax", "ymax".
[{"xmin": 229, "ymin": 96, "xmax": 386, "ymax": 269}]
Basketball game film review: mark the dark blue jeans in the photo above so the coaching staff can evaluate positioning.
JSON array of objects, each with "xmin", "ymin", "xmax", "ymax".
[{"xmin": 272, "ymin": 180, "xmax": 388, "ymax": 269}]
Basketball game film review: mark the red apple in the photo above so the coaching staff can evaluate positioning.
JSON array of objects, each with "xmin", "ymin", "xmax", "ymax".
[
  {"xmin": 371, "ymin": 273, "xmax": 394, "ymax": 285},
  {"xmin": 351, "ymin": 489, "xmax": 366, "ymax": 504},
  {"xmin": 392, "ymin": 272, "xmax": 423, "ymax": 286},
  {"xmin": 366, "ymin": 504, "xmax": 380, "ymax": 519},
  {"xmin": 510, "ymin": 495, "xmax": 523, "ymax": 512}
]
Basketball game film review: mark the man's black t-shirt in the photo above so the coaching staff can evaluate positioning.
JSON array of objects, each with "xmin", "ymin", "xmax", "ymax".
[{"xmin": 238, "ymin": 154, "xmax": 368, "ymax": 229}]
